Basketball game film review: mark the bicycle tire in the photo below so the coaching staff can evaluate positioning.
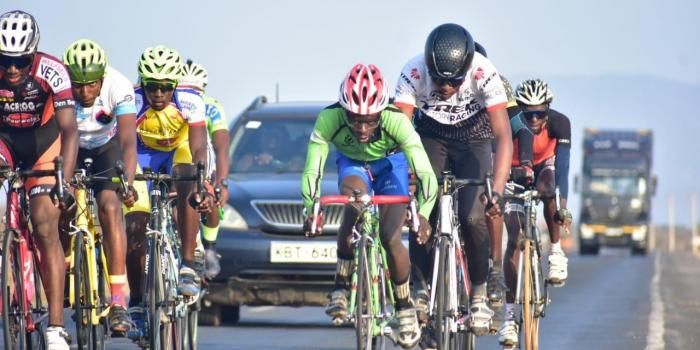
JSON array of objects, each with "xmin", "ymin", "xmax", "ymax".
[
  {"xmin": 522, "ymin": 240, "xmax": 534, "ymax": 350},
  {"xmin": 455, "ymin": 250, "xmax": 475, "ymax": 350},
  {"xmin": 2, "ymin": 229, "xmax": 28, "ymax": 350},
  {"xmin": 435, "ymin": 237, "xmax": 451, "ymax": 350},
  {"xmin": 94, "ymin": 243, "xmax": 108, "ymax": 350},
  {"xmin": 355, "ymin": 236, "xmax": 372, "ymax": 350},
  {"xmin": 185, "ymin": 299, "xmax": 200, "ymax": 349},
  {"xmin": 530, "ymin": 251, "xmax": 541, "ymax": 350},
  {"xmin": 29, "ymin": 251, "xmax": 47, "ymax": 350},
  {"xmin": 74, "ymin": 230, "xmax": 104, "ymax": 350},
  {"xmin": 373, "ymin": 248, "xmax": 388, "ymax": 350},
  {"xmin": 148, "ymin": 238, "xmax": 163, "ymax": 350}
]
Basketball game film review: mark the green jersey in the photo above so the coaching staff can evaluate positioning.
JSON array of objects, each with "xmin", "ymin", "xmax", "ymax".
[
  {"xmin": 203, "ymin": 95, "xmax": 227, "ymax": 135},
  {"xmin": 301, "ymin": 104, "xmax": 437, "ymax": 218}
]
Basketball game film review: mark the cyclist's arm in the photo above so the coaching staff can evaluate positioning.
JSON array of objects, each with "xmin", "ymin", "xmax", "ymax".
[
  {"xmin": 56, "ymin": 106, "xmax": 78, "ymax": 179},
  {"xmin": 549, "ymin": 110, "xmax": 572, "ymax": 203},
  {"xmin": 394, "ymin": 59, "xmax": 422, "ymax": 121},
  {"xmin": 206, "ymin": 98, "xmax": 231, "ymax": 185},
  {"xmin": 387, "ymin": 111, "xmax": 437, "ymax": 218},
  {"xmin": 185, "ymin": 93, "xmax": 209, "ymax": 165},
  {"xmin": 511, "ymin": 112, "xmax": 534, "ymax": 167},
  {"xmin": 301, "ymin": 113, "xmax": 333, "ymax": 214},
  {"xmin": 112, "ymin": 78, "xmax": 138, "ymax": 184}
]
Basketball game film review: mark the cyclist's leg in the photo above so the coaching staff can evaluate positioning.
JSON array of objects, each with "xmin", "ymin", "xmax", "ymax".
[
  {"xmin": 201, "ymin": 144, "xmax": 221, "ymax": 278},
  {"xmin": 326, "ymin": 153, "xmax": 370, "ymax": 319},
  {"xmin": 26, "ymin": 138, "xmax": 65, "ymax": 328},
  {"xmin": 451, "ymin": 139, "xmax": 495, "ymax": 334},
  {"xmin": 173, "ymin": 142, "xmax": 201, "ymax": 296},
  {"xmin": 535, "ymin": 160, "xmax": 568, "ymax": 284},
  {"xmin": 413, "ymin": 133, "xmax": 449, "ymax": 308},
  {"xmin": 374, "ymin": 153, "xmax": 420, "ymax": 348},
  {"xmin": 91, "ymin": 138, "xmax": 132, "ymax": 332},
  {"xmin": 499, "ymin": 196, "xmax": 524, "ymax": 346}
]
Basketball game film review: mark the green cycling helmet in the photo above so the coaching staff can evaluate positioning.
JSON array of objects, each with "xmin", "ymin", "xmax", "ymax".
[
  {"xmin": 63, "ymin": 39, "xmax": 107, "ymax": 84},
  {"xmin": 137, "ymin": 45, "xmax": 182, "ymax": 83}
]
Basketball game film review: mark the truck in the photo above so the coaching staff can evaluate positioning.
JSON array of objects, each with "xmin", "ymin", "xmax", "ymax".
[{"xmin": 576, "ymin": 129, "xmax": 656, "ymax": 255}]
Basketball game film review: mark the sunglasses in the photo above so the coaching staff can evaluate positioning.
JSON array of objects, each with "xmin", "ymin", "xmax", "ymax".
[
  {"xmin": 522, "ymin": 109, "xmax": 548, "ymax": 121},
  {"xmin": 433, "ymin": 76, "xmax": 464, "ymax": 87},
  {"xmin": 0, "ymin": 55, "xmax": 33, "ymax": 69},
  {"xmin": 143, "ymin": 81, "xmax": 176, "ymax": 93}
]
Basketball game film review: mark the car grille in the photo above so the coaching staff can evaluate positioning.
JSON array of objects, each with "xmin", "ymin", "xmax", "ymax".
[{"xmin": 252, "ymin": 200, "xmax": 344, "ymax": 232}]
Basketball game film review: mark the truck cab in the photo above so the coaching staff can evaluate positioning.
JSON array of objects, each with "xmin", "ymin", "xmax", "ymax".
[{"xmin": 577, "ymin": 129, "xmax": 656, "ymax": 255}]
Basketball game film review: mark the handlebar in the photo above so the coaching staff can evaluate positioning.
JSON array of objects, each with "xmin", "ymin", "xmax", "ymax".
[{"xmin": 438, "ymin": 171, "xmax": 494, "ymax": 203}]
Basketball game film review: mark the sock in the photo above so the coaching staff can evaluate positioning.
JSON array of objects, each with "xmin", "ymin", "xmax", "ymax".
[
  {"xmin": 472, "ymin": 282, "xmax": 487, "ymax": 299},
  {"xmin": 335, "ymin": 257, "xmax": 353, "ymax": 290},
  {"xmin": 394, "ymin": 279, "xmax": 412, "ymax": 310},
  {"xmin": 201, "ymin": 224, "xmax": 219, "ymax": 243},
  {"xmin": 203, "ymin": 239, "xmax": 216, "ymax": 250},
  {"xmin": 109, "ymin": 274, "xmax": 128, "ymax": 308},
  {"xmin": 551, "ymin": 241, "xmax": 562, "ymax": 252},
  {"xmin": 505, "ymin": 303, "xmax": 515, "ymax": 320}
]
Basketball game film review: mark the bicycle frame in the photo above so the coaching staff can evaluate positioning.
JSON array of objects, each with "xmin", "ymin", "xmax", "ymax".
[
  {"xmin": 513, "ymin": 189, "xmax": 547, "ymax": 316},
  {"xmin": 68, "ymin": 179, "xmax": 112, "ymax": 324}
]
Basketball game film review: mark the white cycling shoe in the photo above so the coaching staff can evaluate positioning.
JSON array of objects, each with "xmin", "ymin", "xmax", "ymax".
[
  {"xmin": 547, "ymin": 248, "xmax": 568, "ymax": 286},
  {"xmin": 46, "ymin": 326, "xmax": 71, "ymax": 350},
  {"xmin": 469, "ymin": 296, "xmax": 494, "ymax": 336},
  {"xmin": 498, "ymin": 319, "xmax": 519, "ymax": 348}
]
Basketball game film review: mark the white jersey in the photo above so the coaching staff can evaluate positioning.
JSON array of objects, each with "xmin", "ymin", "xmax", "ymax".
[
  {"xmin": 394, "ymin": 53, "xmax": 507, "ymax": 141},
  {"xmin": 76, "ymin": 67, "xmax": 137, "ymax": 149}
]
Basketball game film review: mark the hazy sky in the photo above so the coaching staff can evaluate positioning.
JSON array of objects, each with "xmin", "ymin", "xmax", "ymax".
[
  {"xmin": 2, "ymin": 0, "xmax": 698, "ymax": 112},
  {"xmin": 2, "ymin": 1, "xmax": 699, "ymax": 225}
]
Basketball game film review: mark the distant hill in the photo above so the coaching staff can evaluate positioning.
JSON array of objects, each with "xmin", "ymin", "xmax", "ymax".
[{"xmin": 517, "ymin": 75, "xmax": 700, "ymax": 225}]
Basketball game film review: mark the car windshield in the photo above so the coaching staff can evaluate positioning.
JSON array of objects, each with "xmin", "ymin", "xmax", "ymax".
[
  {"xmin": 585, "ymin": 176, "xmax": 646, "ymax": 196},
  {"xmin": 229, "ymin": 118, "xmax": 338, "ymax": 174}
]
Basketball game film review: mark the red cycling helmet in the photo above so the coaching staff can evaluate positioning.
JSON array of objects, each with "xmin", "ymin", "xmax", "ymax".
[{"xmin": 338, "ymin": 63, "xmax": 389, "ymax": 115}]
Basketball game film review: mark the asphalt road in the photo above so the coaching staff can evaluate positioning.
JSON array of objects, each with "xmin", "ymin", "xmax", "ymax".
[{"xmin": 2, "ymin": 249, "xmax": 700, "ymax": 349}]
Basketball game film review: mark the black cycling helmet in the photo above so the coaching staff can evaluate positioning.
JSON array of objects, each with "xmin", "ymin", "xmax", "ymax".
[
  {"xmin": 424, "ymin": 23, "xmax": 475, "ymax": 80},
  {"xmin": 474, "ymin": 41, "xmax": 487, "ymax": 58}
]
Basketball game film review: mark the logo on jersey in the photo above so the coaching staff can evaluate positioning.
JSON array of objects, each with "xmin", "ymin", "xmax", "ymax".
[
  {"xmin": 410, "ymin": 68, "xmax": 421, "ymax": 80},
  {"xmin": 342, "ymin": 133, "xmax": 354, "ymax": 147},
  {"xmin": 0, "ymin": 90, "xmax": 14, "ymax": 101},
  {"xmin": 95, "ymin": 110, "xmax": 114, "ymax": 125},
  {"xmin": 38, "ymin": 57, "xmax": 71, "ymax": 92},
  {"xmin": 3, "ymin": 113, "xmax": 40, "ymax": 128},
  {"xmin": 474, "ymin": 67, "xmax": 485, "ymax": 81},
  {"xmin": 3, "ymin": 101, "xmax": 36, "ymax": 113}
]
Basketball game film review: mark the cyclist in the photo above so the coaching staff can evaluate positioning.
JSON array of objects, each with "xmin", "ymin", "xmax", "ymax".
[
  {"xmin": 179, "ymin": 59, "xmax": 230, "ymax": 279},
  {"xmin": 0, "ymin": 10, "xmax": 77, "ymax": 349},
  {"xmin": 498, "ymin": 79, "xmax": 572, "ymax": 348},
  {"xmin": 301, "ymin": 63, "xmax": 437, "ymax": 349},
  {"xmin": 124, "ymin": 45, "xmax": 209, "ymax": 340},
  {"xmin": 394, "ymin": 23, "xmax": 513, "ymax": 336},
  {"xmin": 62, "ymin": 38, "xmax": 138, "ymax": 335}
]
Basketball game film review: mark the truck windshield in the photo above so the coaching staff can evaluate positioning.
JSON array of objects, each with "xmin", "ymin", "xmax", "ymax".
[{"xmin": 586, "ymin": 176, "xmax": 646, "ymax": 196}]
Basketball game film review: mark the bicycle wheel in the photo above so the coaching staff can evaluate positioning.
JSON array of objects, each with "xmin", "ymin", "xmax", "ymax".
[
  {"xmin": 74, "ymin": 231, "xmax": 103, "ymax": 350},
  {"xmin": 94, "ymin": 244, "xmax": 108, "ymax": 350},
  {"xmin": 455, "ymin": 249, "xmax": 476, "ymax": 350},
  {"xmin": 435, "ymin": 237, "xmax": 452, "ymax": 350},
  {"xmin": 2, "ymin": 229, "xmax": 28, "ymax": 350},
  {"xmin": 148, "ymin": 239, "xmax": 163, "ymax": 350},
  {"xmin": 185, "ymin": 299, "xmax": 200, "ymax": 349},
  {"xmin": 530, "ymin": 252, "xmax": 541, "ymax": 350},
  {"xmin": 355, "ymin": 236, "xmax": 372, "ymax": 350},
  {"xmin": 521, "ymin": 240, "xmax": 535, "ymax": 350},
  {"xmin": 373, "ymin": 249, "xmax": 389, "ymax": 350}
]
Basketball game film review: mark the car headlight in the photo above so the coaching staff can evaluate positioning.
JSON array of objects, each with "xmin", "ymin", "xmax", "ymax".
[
  {"xmin": 580, "ymin": 224, "xmax": 595, "ymax": 239},
  {"xmin": 632, "ymin": 225, "xmax": 647, "ymax": 241},
  {"xmin": 220, "ymin": 204, "xmax": 248, "ymax": 230}
]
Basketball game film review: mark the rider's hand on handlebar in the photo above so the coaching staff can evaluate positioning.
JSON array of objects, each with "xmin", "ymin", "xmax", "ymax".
[
  {"xmin": 51, "ymin": 183, "xmax": 76, "ymax": 212},
  {"xmin": 303, "ymin": 211, "xmax": 325, "ymax": 237},
  {"xmin": 511, "ymin": 165, "xmax": 534, "ymax": 186},
  {"xmin": 188, "ymin": 189, "xmax": 214, "ymax": 213},
  {"xmin": 214, "ymin": 184, "xmax": 229, "ymax": 207},
  {"xmin": 481, "ymin": 191, "xmax": 503, "ymax": 218},
  {"xmin": 118, "ymin": 184, "xmax": 138, "ymax": 208},
  {"xmin": 554, "ymin": 208, "xmax": 573, "ymax": 231},
  {"xmin": 415, "ymin": 214, "xmax": 432, "ymax": 245}
]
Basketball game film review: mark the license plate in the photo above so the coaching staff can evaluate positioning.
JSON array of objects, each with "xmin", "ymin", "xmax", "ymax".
[
  {"xmin": 606, "ymin": 227, "xmax": 624, "ymax": 237},
  {"xmin": 270, "ymin": 241, "xmax": 337, "ymax": 264}
]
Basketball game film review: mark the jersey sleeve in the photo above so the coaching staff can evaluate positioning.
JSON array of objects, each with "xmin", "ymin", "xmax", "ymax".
[
  {"xmin": 108, "ymin": 69, "xmax": 137, "ymax": 117},
  {"xmin": 383, "ymin": 110, "xmax": 438, "ymax": 218},
  {"xmin": 204, "ymin": 96, "xmax": 228, "ymax": 134},
  {"xmin": 36, "ymin": 54, "xmax": 75, "ymax": 110},
  {"xmin": 471, "ymin": 56, "xmax": 507, "ymax": 111},
  {"xmin": 301, "ymin": 109, "xmax": 337, "ymax": 214},
  {"xmin": 179, "ymin": 91, "xmax": 206, "ymax": 126},
  {"xmin": 548, "ymin": 109, "xmax": 572, "ymax": 198},
  {"xmin": 393, "ymin": 56, "xmax": 424, "ymax": 107}
]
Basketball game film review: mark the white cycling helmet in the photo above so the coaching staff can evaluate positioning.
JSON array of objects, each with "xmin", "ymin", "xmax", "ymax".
[
  {"xmin": 180, "ymin": 59, "xmax": 208, "ymax": 90},
  {"xmin": 0, "ymin": 10, "xmax": 40, "ymax": 57},
  {"xmin": 515, "ymin": 79, "xmax": 554, "ymax": 106}
]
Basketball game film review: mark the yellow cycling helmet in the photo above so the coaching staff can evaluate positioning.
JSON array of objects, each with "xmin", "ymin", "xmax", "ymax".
[{"xmin": 137, "ymin": 45, "xmax": 182, "ymax": 82}]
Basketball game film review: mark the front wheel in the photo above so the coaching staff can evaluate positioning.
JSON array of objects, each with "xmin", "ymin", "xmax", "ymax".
[
  {"xmin": 355, "ymin": 237, "xmax": 373, "ymax": 350},
  {"xmin": 2, "ymin": 229, "xmax": 28, "ymax": 350},
  {"xmin": 435, "ymin": 237, "xmax": 454, "ymax": 350}
]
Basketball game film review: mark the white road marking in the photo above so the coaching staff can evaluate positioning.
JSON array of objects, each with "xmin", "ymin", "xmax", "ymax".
[{"xmin": 645, "ymin": 253, "xmax": 664, "ymax": 350}]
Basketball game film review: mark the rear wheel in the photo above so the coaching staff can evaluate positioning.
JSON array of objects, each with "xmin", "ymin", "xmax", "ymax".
[
  {"xmin": 2, "ymin": 229, "xmax": 28, "ymax": 350},
  {"xmin": 521, "ymin": 240, "xmax": 537, "ymax": 350},
  {"xmin": 355, "ymin": 237, "xmax": 372, "ymax": 350}
]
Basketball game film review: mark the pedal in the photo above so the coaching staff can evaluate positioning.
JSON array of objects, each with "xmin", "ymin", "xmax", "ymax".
[{"xmin": 331, "ymin": 317, "xmax": 345, "ymax": 326}]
